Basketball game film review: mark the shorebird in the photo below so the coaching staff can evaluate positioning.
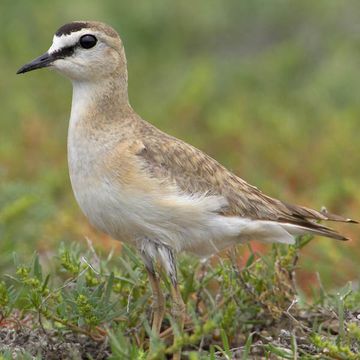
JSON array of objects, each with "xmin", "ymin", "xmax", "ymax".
[{"xmin": 17, "ymin": 21, "xmax": 356, "ymax": 359}]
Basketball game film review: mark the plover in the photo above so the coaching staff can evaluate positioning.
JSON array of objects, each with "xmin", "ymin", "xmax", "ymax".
[{"xmin": 17, "ymin": 21, "xmax": 356, "ymax": 359}]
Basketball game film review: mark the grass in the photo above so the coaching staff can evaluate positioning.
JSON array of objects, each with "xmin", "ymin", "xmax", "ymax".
[
  {"xmin": 2, "ymin": 0, "xmax": 360, "ymax": 287},
  {"xmin": 1, "ymin": 237, "xmax": 360, "ymax": 359}
]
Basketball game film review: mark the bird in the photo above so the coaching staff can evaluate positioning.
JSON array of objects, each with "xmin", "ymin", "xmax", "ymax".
[{"xmin": 17, "ymin": 21, "xmax": 356, "ymax": 359}]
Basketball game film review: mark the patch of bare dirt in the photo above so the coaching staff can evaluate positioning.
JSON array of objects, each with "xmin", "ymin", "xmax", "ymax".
[{"xmin": 0, "ymin": 328, "xmax": 110, "ymax": 360}]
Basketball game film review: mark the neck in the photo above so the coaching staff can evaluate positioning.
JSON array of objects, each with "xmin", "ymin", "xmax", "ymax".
[{"xmin": 70, "ymin": 73, "xmax": 132, "ymax": 127}]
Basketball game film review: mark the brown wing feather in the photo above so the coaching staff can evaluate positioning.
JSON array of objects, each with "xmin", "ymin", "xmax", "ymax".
[{"xmin": 134, "ymin": 121, "xmax": 356, "ymax": 240}]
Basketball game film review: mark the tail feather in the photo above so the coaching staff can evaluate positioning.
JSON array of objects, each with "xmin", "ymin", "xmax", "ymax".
[
  {"xmin": 320, "ymin": 206, "xmax": 358, "ymax": 224},
  {"xmin": 280, "ymin": 222, "xmax": 350, "ymax": 241},
  {"xmin": 276, "ymin": 202, "xmax": 357, "ymax": 241},
  {"xmin": 283, "ymin": 202, "xmax": 358, "ymax": 224}
]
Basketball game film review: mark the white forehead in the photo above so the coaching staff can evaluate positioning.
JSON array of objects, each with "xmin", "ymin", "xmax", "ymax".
[{"xmin": 48, "ymin": 29, "xmax": 95, "ymax": 54}]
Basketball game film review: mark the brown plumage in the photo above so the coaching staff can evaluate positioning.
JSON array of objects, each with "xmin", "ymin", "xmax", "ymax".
[{"xmin": 131, "ymin": 118, "xmax": 357, "ymax": 241}]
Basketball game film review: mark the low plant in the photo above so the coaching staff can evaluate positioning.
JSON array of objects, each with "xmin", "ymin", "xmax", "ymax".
[{"xmin": 0, "ymin": 237, "xmax": 359, "ymax": 359}]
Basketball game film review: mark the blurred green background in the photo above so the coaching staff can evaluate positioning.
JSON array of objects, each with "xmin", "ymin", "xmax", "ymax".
[{"xmin": 1, "ymin": 0, "xmax": 359, "ymax": 290}]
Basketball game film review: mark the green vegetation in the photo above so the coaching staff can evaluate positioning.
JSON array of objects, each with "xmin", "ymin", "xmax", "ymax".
[
  {"xmin": 1, "ymin": 239, "xmax": 360, "ymax": 358},
  {"xmin": 1, "ymin": 0, "xmax": 360, "ymax": 358}
]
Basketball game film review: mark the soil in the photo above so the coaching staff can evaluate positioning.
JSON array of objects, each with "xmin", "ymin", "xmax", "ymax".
[{"xmin": 0, "ymin": 328, "xmax": 110, "ymax": 360}]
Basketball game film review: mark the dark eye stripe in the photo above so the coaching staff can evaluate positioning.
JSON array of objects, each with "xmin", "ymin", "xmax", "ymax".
[{"xmin": 52, "ymin": 45, "xmax": 75, "ymax": 59}]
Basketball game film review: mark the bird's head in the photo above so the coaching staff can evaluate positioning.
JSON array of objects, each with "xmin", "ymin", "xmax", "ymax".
[{"xmin": 17, "ymin": 21, "xmax": 127, "ymax": 82}]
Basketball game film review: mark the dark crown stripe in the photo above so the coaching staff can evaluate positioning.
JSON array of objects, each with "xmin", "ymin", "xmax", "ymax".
[{"xmin": 55, "ymin": 22, "xmax": 90, "ymax": 36}]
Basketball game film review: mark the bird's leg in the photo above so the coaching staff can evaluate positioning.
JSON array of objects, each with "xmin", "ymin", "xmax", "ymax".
[
  {"xmin": 169, "ymin": 279, "xmax": 186, "ymax": 360},
  {"xmin": 145, "ymin": 265, "xmax": 165, "ymax": 335},
  {"xmin": 162, "ymin": 248, "xmax": 186, "ymax": 360},
  {"xmin": 139, "ymin": 242, "xmax": 166, "ymax": 336},
  {"xmin": 140, "ymin": 241, "xmax": 185, "ymax": 360}
]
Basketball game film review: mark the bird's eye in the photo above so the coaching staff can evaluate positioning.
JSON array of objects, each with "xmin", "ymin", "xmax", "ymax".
[{"xmin": 79, "ymin": 34, "xmax": 97, "ymax": 49}]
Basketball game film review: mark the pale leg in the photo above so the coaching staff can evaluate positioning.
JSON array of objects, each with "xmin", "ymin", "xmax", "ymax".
[
  {"xmin": 146, "ymin": 266, "xmax": 165, "ymax": 335},
  {"xmin": 169, "ymin": 279, "xmax": 186, "ymax": 360}
]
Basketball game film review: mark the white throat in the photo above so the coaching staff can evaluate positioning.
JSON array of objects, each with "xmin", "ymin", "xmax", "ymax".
[{"xmin": 70, "ymin": 80, "xmax": 98, "ymax": 125}]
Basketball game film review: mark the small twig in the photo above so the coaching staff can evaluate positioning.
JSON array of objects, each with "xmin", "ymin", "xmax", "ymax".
[
  {"xmin": 81, "ymin": 256, "xmax": 100, "ymax": 275},
  {"xmin": 85, "ymin": 236, "xmax": 101, "ymax": 269},
  {"xmin": 38, "ymin": 309, "xmax": 47, "ymax": 336},
  {"xmin": 127, "ymin": 285, "xmax": 135, "ymax": 314},
  {"xmin": 285, "ymin": 298, "xmax": 312, "ymax": 332},
  {"xmin": 47, "ymin": 313, "xmax": 107, "ymax": 341},
  {"xmin": 41, "ymin": 266, "xmax": 88, "ymax": 307}
]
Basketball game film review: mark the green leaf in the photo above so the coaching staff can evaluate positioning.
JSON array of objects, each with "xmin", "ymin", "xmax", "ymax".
[
  {"xmin": 33, "ymin": 253, "xmax": 42, "ymax": 281},
  {"xmin": 243, "ymin": 333, "xmax": 253, "ymax": 359}
]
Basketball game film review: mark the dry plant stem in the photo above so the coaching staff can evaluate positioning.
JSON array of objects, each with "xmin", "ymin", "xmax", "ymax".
[
  {"xmin": 159, "ymin": 286, "xmax": 237, "ymax": 342},
  {"xmin": 47, "ymin": 313, "xmax": 107, "ymax": 341},
  {"xmin": 159, "ymin": 319, "xmax": 193, "ymax": 341}
]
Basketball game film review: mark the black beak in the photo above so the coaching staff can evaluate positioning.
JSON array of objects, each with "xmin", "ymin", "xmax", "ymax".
[{"xmin": 17, "ymin": 52, "xmax": 54, "ymax": 74}]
